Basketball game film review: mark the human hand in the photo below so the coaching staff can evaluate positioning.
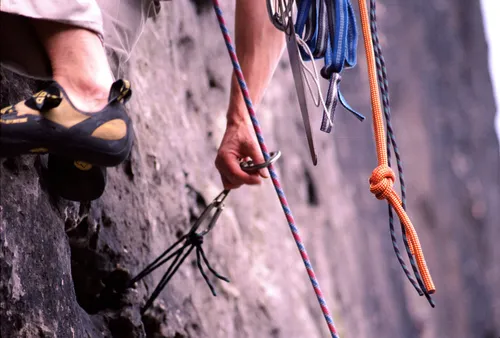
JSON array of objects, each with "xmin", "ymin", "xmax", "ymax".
[{"xmin": 215, "ymin": 120, "xmax": 269, "ymax": 190}]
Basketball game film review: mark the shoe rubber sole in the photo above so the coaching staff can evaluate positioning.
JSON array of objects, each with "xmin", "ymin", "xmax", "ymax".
[
  {"xmin": 46, "ymin": 154, "xmax": 107, "ymax": 202},
  {"xmin": 0, "ymin": 120, "xmax": 134, "ymax": 167}
]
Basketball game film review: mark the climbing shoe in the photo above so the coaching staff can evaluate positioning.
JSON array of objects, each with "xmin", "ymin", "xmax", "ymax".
[
  {"xmin": 44, "ymin": 154, "xmax": 107, "ymax": 202},
  {"xmin": 0, "ymin": 79, "xmax": 134, "ymax": 167}
]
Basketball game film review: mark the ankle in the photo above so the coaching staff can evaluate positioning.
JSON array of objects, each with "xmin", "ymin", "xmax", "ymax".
[
  {"xmin": 34, "ymin": 21, "xmax": 114, "ymax": 112},
  {"xmin": 54, "ymin": 74, "xmax": 112, "ymax": 112}
]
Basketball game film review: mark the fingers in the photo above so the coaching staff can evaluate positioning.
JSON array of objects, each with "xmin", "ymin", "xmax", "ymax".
[
  {"xmin": 245, "ymin": 143, "xmax": 270, "ymax": 179},
  {"xmin": 215, "ymin": 152, "xmax": 262, "ymax": 190},
  {"xmin": 220, "ymin": 175, "xmax": 241, "ymax": 190},
  {"xmin": 215, "ymin": 122, "xmax": 272, "ymax": 189}
]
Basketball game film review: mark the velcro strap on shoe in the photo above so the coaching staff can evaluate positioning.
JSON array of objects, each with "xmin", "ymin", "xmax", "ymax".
[
  {"xmin": 0, "ymin": 105, "xmax": 14, "ymax": 115},
  {"xmin": 26, "ymin": 86, "xmax": 62, "ymax": 112},
  {"xmin": 108, "ymin": 79, "xmax": 132, "ymax": 104}
]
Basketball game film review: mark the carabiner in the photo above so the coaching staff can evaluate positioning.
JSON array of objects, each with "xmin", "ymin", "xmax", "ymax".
[
  {"xmin": 189, "ymin": 189, "xmax": 230, "ymax": 237},
  {"xmin": 240, "ymin": 151, "xmax": 282, "ymax": 173}
]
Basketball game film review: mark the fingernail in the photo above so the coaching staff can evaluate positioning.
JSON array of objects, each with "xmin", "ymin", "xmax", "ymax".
[{"xmin": 259, "ymin": 169, "xmax": 269, "ymax": 178}]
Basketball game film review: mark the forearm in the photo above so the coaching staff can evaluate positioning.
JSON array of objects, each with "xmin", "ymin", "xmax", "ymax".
[{"xmin": 227, "ymin": 0, "xmax": 286, "ymax": 126}]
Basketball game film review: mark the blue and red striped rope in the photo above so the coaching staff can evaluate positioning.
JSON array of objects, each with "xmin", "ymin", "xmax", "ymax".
[{"xmin": 211, "ymin": 1, "xmax": 340, "ymax": 337}]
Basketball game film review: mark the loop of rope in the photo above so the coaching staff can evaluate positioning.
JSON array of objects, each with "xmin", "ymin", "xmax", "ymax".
[
  {"xmin": 358, "ymin": 0, "xmax": 436, "ymax": 297},
  {"xmin": 296, "ymin": 35, "xmax": 336, "ymax": 126},
  {"xmin": 266, "ymin": 0, "xmax": 294, "ymax": 31},
  {"xmin": 294, "ymin": 0, "xmax": 363, "ymax": 131},
  {"xmin": 212, "ymin": 2, "xmax": 340, "ymax": 337},
  {"xmin": 268, "ymin": 0, "xmax": 364, "ymax": 135}
]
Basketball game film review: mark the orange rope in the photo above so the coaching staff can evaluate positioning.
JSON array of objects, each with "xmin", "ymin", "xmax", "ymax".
[{"xmin": 357, "ymin": 0, "xmax": 436, "ymax": 294}]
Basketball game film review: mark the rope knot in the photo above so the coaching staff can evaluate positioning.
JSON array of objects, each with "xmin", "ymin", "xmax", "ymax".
[
  {"xmin": 369, "ymin": 165, "xmax": 395, "ymax": 200},
  {"xmin": 186, "ymin": 233, "xmax": 204, "ymax": 247}
]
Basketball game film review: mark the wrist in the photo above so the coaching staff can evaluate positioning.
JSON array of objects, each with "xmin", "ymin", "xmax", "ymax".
[
  {"xmin": 226, "ymin": 109, "xmax": 249, "ymax": 126},
  {"xmin": 226, "ymin": 95, "xmax": 251, "ymax": 127}
]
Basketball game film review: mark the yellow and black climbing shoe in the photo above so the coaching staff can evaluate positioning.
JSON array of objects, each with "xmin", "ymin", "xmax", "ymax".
[
  {"xmin": 0, "ymin": 79, "xmax": 134, "ymax": 167},
  {"xmin": 44, "ymin": 154, "xmax": 107, "ymax": 202}
]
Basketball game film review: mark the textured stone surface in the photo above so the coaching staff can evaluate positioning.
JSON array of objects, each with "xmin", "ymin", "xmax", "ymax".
[{"xmin": 1, "ymin": 1, "xmax": 499, "ymax": 337}]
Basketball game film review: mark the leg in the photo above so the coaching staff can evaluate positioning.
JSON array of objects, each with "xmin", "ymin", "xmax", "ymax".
[{"xmin": 33, "ymin": 20, "xmax": 113, "ymax": 112}]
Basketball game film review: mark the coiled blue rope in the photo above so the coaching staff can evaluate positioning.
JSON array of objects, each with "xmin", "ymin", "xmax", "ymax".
[{"xmin": 295, "ymin": 0, "xmax": 360, "ymax": 132}]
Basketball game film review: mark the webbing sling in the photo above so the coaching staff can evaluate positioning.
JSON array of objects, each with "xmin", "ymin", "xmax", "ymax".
[{"xmin": 295, "ymin": 0, "xmax": 360, "ymax": 132}]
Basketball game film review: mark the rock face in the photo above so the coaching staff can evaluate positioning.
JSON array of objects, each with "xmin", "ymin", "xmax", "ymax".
[{"xmin": 1, "ymin": 1, "xmax": 499, "ymax": 337}]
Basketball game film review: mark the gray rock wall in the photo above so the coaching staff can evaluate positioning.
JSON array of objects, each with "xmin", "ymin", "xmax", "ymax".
[{"xmin": 1, "ymin": 1, "xmax": 499, "ymax": 337}]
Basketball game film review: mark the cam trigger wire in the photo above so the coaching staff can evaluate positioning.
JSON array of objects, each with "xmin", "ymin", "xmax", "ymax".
[{"xmin": 129, "ymin": 190, "xmax": 231, "ymax": 314}]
